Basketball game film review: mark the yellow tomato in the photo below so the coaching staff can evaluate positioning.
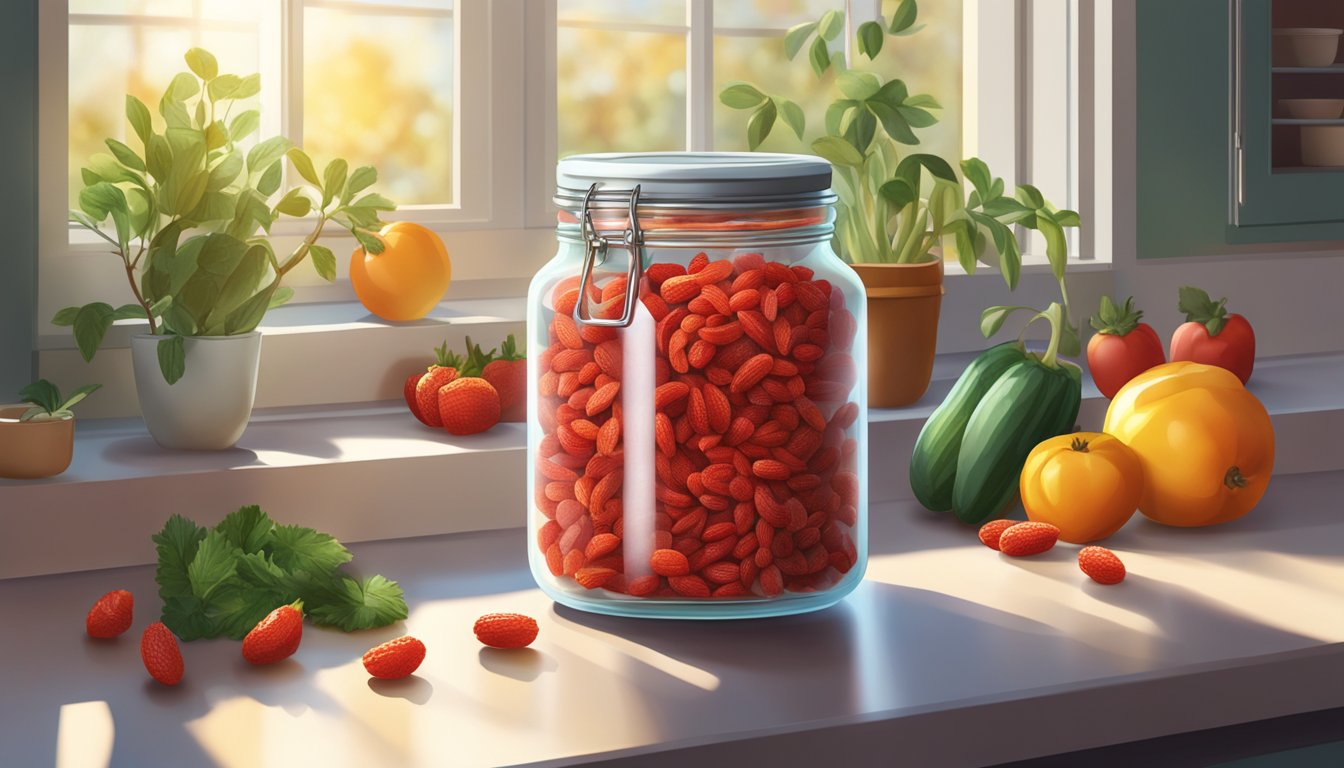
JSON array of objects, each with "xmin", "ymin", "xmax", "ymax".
[
  {"xmin": 350, "ymin": 222, "xmax": 451, "ymax": 321},
  {"xmin": 1020, "ymin": 432, "xmax": 1143, "ymax": 543},
  {"xmin": 1103, "ymin": 361, "xmax": 1274, "ymax": 527}
]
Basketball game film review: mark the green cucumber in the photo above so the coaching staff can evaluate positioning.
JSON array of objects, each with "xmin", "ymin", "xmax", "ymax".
[
  {"xmin": 951, "ymin": 356, "xmax": 1082, "ymax": 525},
  {"xmin": 908, "ymin": 342, "xmax": 1027, "ymax": 512}
]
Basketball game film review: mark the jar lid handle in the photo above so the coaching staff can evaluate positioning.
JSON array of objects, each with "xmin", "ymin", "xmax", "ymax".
[{"xmin": 576, "ymin": 183, "xmax": 645, "ymax": 328}]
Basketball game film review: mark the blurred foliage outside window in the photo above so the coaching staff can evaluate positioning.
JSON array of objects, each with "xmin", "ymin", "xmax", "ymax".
[
  {"xmin": 557, "ymin": 0, "xmax": 961, "ymax": 163},
  {"xmin": 68, "ymin": 0, "xmax": 454, "ymax": 211}
]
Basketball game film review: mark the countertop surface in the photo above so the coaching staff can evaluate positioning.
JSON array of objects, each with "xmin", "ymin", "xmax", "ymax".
[{"xmin": 2, "ymin": 471, "xmax": 1342, "ymax": 768}]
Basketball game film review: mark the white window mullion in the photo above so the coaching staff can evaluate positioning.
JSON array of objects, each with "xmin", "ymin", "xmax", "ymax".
[
  {"xmin": 280, "ymin": 0, "xmax": 304, "ymax": 160},
  {"xmin": 845, "ymin": 0, "xmax": 882, "ymax": 67},
  {"xmin": 965, "ymin": 0, "xmax": 1020, "ymax": 192},
  {"xmin": 687, "ymin": 0, "xmax": 713, "ymax": 152}
]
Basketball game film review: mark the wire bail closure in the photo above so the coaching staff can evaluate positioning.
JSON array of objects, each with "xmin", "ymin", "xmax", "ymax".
[{"xmin": 575, "ymin": 183, "xmax": 644, "ymax": 328}]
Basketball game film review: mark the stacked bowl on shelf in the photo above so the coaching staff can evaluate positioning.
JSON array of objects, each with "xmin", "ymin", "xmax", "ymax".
[{"xmin": 1274, "ymin": 28, "xmax": 1344, "ymax": 167}]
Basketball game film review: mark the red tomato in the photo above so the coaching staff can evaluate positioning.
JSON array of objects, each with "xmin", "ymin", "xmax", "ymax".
[
  {"xmin": 1086, "ymin": 295, "xmax": 1167, "ymax": 399},
  {"xmin": 1168, "ymin": 286, "xmax": 1255, "ymax": 384},
  {"xmin": 1170, "ymin": 314, "xmax": 1256, "ymax": 384},
  {"xmin": 1088, "ymin": 324, "xmax": 1166, "ymax": 398}
]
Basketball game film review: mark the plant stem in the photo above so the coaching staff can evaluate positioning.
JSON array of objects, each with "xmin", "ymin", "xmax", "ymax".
[
  {"xmin": 123, "ymin": 256, "xmax": 157, "ymax": 334},
  {"xmin": 277, "ymin": 211, "xmax": 327, "ymax": 278}
]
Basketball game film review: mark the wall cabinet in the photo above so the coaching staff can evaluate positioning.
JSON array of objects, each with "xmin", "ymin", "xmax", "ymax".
[{"xmin": 1235, "ymin": 0, "xmax": 1344, "ymax": 232}]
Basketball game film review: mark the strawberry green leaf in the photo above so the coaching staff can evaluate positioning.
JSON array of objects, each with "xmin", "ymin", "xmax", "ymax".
[
  {"xmin": 161, "ymin": 594, "xmax": 215, "ymax": 642},
  {"xmin": 214, "ymin": 504, "xmax": 274, "ymax": 555},
  {"xmin": 300, "ymin": 573, "xmax": 408, "ymax": 632},
  {"xmin": 1177, "ymin": 285, "xmax": 1229, "ymax": 336},
  {"xmin": 153, "ymin": 514, "xmax": 207, "ymax": 602},
  {"xmin": 1090, "ymin": 294, "xmax": 1144, "ymax": 336},
  {"xmin": 267, "ymin": 524, "xmax": 352, "ymax": 575},
  {"xmin": 205, "ymin": 553, "xmax": 300, "ymax": 639},
  {"xmin": 187, "ymin": 530, "xmax": 240, "ymax": 603}
]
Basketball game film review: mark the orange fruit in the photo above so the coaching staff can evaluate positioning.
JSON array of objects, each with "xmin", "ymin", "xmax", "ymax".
[{"xmin": 350, "ymin": 221, "xmax": 451, "ymax": 321}]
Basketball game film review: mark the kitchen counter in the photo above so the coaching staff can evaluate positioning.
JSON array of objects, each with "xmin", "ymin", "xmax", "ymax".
[{"xmin": 2, "ymin": 471, "xmax": 1342, "ymax": 767}]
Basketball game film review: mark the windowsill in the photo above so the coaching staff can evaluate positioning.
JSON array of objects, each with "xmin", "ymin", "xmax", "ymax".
[
  {"xmin": 4, "ymin": 350, "xmax": 1343, "ymax": 581},
  {"xmin": 3, "ymin": 470, "xmax": 1343, "ymax": 766}
]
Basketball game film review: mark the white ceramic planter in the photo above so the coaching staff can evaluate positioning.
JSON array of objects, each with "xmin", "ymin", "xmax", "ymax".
[{"xmin": 131, "ymin": 332, "xmax": 262, "ymax": 450}]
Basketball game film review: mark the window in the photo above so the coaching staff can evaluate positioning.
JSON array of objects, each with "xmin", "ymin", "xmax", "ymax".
[
  {"xmin": 66, "ymin": 0, "xmax": 457, "ymax": 210},
  {"xmin": 556, "ymin": 0, "xmax": 962, "ymax": 163}
]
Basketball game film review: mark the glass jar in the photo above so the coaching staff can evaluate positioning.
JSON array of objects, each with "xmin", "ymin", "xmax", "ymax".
[{"xmin": 526, "ymin": 152, "xmax": 867, "ymax": 619}]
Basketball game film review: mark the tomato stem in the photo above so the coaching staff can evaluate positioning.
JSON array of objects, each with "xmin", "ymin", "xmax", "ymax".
[
  {"xmin": 1070, "ymin": 437, "xmax": 1090, "ymax": 452},
  {"xmin": 1224, "ymin": 466, "xmax": 1248, "ymax": 490}
]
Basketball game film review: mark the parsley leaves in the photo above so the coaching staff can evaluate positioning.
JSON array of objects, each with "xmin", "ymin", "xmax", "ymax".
[{"xmin": 153, "ymin": 506, "xmax": 408, "ymax": 639}]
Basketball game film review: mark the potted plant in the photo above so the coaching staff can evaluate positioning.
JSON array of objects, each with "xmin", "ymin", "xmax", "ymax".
[
  {"xmin": 56, "ymin": 48, "xmax": 396, "ymax": 450},
  {"xmin": 720, "ymin": 1, "xmax": 1081, "ymax": 406},
  {"xmin": 0, "ymin": 380, "xmax": 100, "ymax": 479}
]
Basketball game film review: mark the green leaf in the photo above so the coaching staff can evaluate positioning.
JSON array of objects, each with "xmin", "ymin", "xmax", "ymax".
[
  {"xmin": 207, "ymin": 74, "xmax": 241, "ymax": 102},
  {"xmin": 778, "ymin": 99, "xmax": 805, "ymax": 139},
  {"xmin": 227, "ymin": 110, "xmax": 260, "ymax": 144},
  {"xmin": 233, "ymin": 73, "xmax": 261, "ymax": 100},
  {"xmin": 1016, "ymin": 184, "xmax": 1046, "ymax": 209},
  {"xmin": 719, "ymin": 81, "xmax": 767, "ymax": 109},
  {"xmin": 154, "ymin": 515, "xmax": 208, "ymax": 603},
  {"xmin": 51, "ymin": 307, "xmax": 79, "ymax": 326},
  {"xmin": 980, "ymin": 305, "xmax": 1035, "ymax": 338},
  {"xmin": 148, "ymin": 295, "xmax": 173, "ymax": 318},
  {"xmin": 286, "ymin": 148, "xmax": 322, "ymax": 187},
  {"xmin": 110, "ymin": 303, "xmax": 146, "ymax": 321},
  {"xmin": 784, "ymin": 21, "xmax": 816, "ymax": 60},
  {"xmin": 857, "ymin": 20, "xmax": 884, "ymax": 59},
  {"xmin": 72, "ymin": 303, "xmax": 115, "ymax": 362},
  {"xmin": 257, "ymin": 160, "xmax": 283, "ymax": 196},
  {"xmin": 203, "ymin": 245, "xmax": 269, "ymax": 333},
  {"xmin": 818, "ymin": 9, "xmax": 843, "ymax": 40},
  {"xmin": 78, "ymin": 181, "xmax": 126, "ymax": 221},
  {"xmin": 268, "ymin": 286, "xmax": 294, "ymax": 310},
  {"xmin": 301, "ymin": 573, "xmax": 408, "ymax": 632},
  {"xmin": 158, "ymin": 335, "xmax": 185, "ymax": 385},
  {"xmin": 897, "ymin": 105, "xmax": 938, "ymax": 128},
  {"xmin": 321, "ymin": 158, "xmax": 348, "ymax": 208},
  {"xmin": 145, "ymin": 134, "xmax": 172, "ymax": 183},
  {"xmin": 274, "ymin": 188, "xmax": 312, "ymax": 217},
  {"xmin": 185, "ymin": 48, "xmax": 218, "ymax": 81},
  {"xmin": 204, "ymin": 555, "xmax": 299, "ymax": 640},
  {"xmin": 58, "ymin": 383, "xmax": 101, "ymax": 412},
  {"xmin": 215, "ymin": 504, "xmax": 274, "ymax": 555},
  {"xmin": 868, "ymin": 101, "xmax": 918, "ymax": 145},
  {"xmin": 344, "ymin": 166, "xmax": 378, "ymax": 202},
  {"xmin": 1055, "ymin": 209, "xmax": 1081, "ymax": 227},
  {"xmin": 126, "ymin": 95, "xmax": 153, "ymax": 146},
  {"xmin": 879, "ymin": 179, "xmax": 918, "ymax": 208},
  {"xmin": 309, "ymin": 244, "xmax": 337, "ymax": 282},
  {"xmin": 845, "ymin": 108, "xmax": 877, "ymax": 152},
  {"xmin": 905, "ymin": 93, "xmax": 941, "ymax": 109},
  {"xmin": 889, "ymin": 0, "xmax": 919, "ymax": 34},
  {"xmin": 812, "ymin": 135, "xmax": 864, "ymax": 168},
  {"xmin": 1176, "ymin": 285, "xmax": 1229, "ymax": 335},
  {"xmin": 205, "ymin": 121, "xmax": 228, "ymax": 150},
  {"xmin": 808, "ymin": 35, "xmax": 831, "ymax": 77},
  {"xmin": 105, "ymin": 138, "xmax": 146, "ymax": 172},
  {"xmin": 186, "ymin": 530, "xmax": 239, "ymax": 603},
  {"xmin": 960, "ymin": 157, "xmax": 993, "ymax": 202},
  {"xmin": 267, "ymin": 524, "xmax": 353, "ymax": 575},
  {"xmin": 838, "ymin": 71, "xmax": 881, "ymax": 101},
  {"xmin": 1037, "ymin": 213, "xmax": 1067, "ymax": 280},
  {"xmin": 870, "ymin": 78, "xmax": 909, "ymax": 108},
  {"xmin": 902, "ymin": 153, "xmax": 958, "ymax": 183},
  {"xmin": 350, "ymin": 192, "xmax": 396, "ymax": 211},
  {"xmin": 353, "ymin": 228, "xmax": 387, "ymax": 255},
  {"xmin": 18, "ymin": 380, "xmax": 61, "ymax": 412},
  {"xmin": 247, "ymin": 136, "xmax": 292, "ymax": 175},
  {"xmin": 222, "ymin": 287, "xmax": 273, "ymax": 335},
  {"xmin": 167, "ymin": 72, "xmax": 199, "ymax": 102},
  {"xmin": 206, "ymin": 151, "xmax": 244, "ymax": 192},
  {"xmin": 747, "ymin": 100, "xmax": 777, "ymax": 151}
]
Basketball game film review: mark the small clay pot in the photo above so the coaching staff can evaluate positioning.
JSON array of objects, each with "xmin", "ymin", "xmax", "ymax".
[
  {"xmin": 850, "ymin": 260, "xmax": 944, "ymax": 408},
  {"xmin": 0, "ymin": 405, "xmax": 75, "ymax": 479}
]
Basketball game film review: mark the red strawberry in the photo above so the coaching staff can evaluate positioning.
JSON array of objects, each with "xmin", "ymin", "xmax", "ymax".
[
  {"xmin": 998, "ymin": 522, "xmax": 1061, "ymax": 557},
  {"xmin": 438, "ymin": 377, "xmax": 501, "ymax": 435},
  {"xmin": 1079, "ymin": 546, "xmax": 1127, "ymax": 584},
  {"xmin": 86, "ymin": 589, "xmax": 133, "ymax": 639},
  {"xmin": 977, "ymin": 520, "xmax": 1018, "ymax": 552},
  {"xmin": 415, "ymin": 341, "xmax": 465, "ymax": 428},
  {"xmin": 473, "ymin": 613, "xmax": 539, "ymax": 649},
  {"xmin": 405, "ymin": 373, "xmax": 430, "ymax": 425},
  {"xmin": 481, "ymin": 334, "xmax": 527, "ymax": 422},
  {"xmin": 362, "ymin": 636, "xmax": 427, "ymax": 679},
  {"xmin": 140, "ymin": 622, "xmax": 184, "ymax": 686},
  {"xmin": 242, "ymin": 601, "xmax": 304, "ymax": 665}
]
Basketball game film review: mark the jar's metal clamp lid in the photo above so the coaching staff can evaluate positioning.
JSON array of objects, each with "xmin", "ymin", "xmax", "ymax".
[{"xmin": 576, "ymin": 183, "xmax": 644, "ymax": 328}]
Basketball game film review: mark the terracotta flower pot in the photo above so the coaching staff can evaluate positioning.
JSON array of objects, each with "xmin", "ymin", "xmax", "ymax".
[
  {"xmin": 0, "ymin": 406, "xmax": 76, "ymax": 479},
  {"xmin": 850, "ymin": 260, "xmax": 944, "ymax": 408}
]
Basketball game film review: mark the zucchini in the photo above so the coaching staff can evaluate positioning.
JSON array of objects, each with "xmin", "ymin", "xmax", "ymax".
[
  {"xmin": 908, "ymin": 342, "xmax": 1027, "ymax": 512},
  {"xmin": 951, "ymin": 356, "xmax": 1082, "ymax": 524}
]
